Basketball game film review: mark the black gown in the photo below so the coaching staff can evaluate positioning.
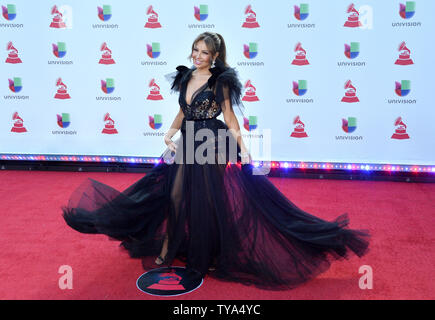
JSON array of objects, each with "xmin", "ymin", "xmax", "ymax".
[{"xmin": 62, "ymin": 60, "xmax": 370, "ymax": 290}]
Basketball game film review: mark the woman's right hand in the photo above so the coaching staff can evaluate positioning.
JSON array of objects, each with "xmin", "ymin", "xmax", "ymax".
[{"xmin": 164, "ymin": 135, "xmax": 177, "ymax": 153}]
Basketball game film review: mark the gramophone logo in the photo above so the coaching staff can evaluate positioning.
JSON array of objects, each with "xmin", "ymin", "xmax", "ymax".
[
  {"xmin": 294, "ymin": 3, "xmax": 309, "ymax": 21},
  {"xmin": 101, "ymin": 78, "xmax": 115, "ymax": 94},
  {"xmin": 147, "ymin": 79, "xmax": 163, "ymax": 100},
  {"xmin": 242, "ymin": 5, "xmax": 260, "ymax": 28},
  {"xmin": 243, "ymin": 116, "xmax": 257, "ymax": 131},
  {"xmin": 52, "ymin": 42, "xmax": 66, "ymax": 58},
  {"xmin": 5, "ymin": 41, "xmax": 22, "ymax": 64},
  {"xmin": 292, "ymin": 80, "xmax": 307, "ymax": 96},
  {"xmin": 2, "ymin": 4, "xmax": 16, "ymax": 20},
  {"xmin": 342, "ymin": 117, "xmax": 357, "ymax": 133},
  {"xmin": 344, "ymin": 3, "xmax": 362, "ymax": 28},
  {"xmin": 395, "ymin": 80, "xmax": 411, "ymax": 97},
  {"xmin": 243, "ymin": 43, "xmax": 258, "ymax": 59},
  {"xmin": 291, "ymin": 42, "xmax": 309, "ymax": 65},
  {"xmin": 194, "ymin": 5, "xmax": 208, "ymax": 21},
  {"xmin": 391, "ymin": 117, "xmax": 410, "ymax": 140},
  {"xmin": 399, "ymin": 1, "xmax": 415, "ymax": 19},
  {"xmin": 102, "ymin": 112, "xmax": 118, "ymax": 134},
  {"xmin": 290, "ymin": 116, "xmax": 308, "ymax": 138},
  {"xmin": 242, "ymin": 80, "xmax": 259, "ymax": 102},
  {"xmin": 149, "ymin": 114, "xmax": 163, "ymax": 130},
  {"xmin": 99, "ymin": 42, "xmax": 115, "ymax": 64},
  {"xmin": 147, "ymin": 42, "xmax": 161, "ymax": 59},
  {"xmin": 57, "ymin": 113, "xmax": 70, "ymax": 128},
  {"xmin": 54, "ymin": 78, "xmax": 71, "ymax": 99},
  {"xmin": 11, "ymin": 112, "xmax": 27, "ymax": 133},
  {"xmin": 50, "ymin": 5, "xmax": 66, "ymax": 28},
  {"xmin": 395, "ymin": 41, "xmax": 414, "ymax": 65},
  {"xmin": 145, "ymin": 5, "xmax": 162, "ymax": 28},
  {"xmin": 344, "ymin": 42, "xmax": 359, "ymax": 59},
  {"xmin": 98, "ymin": 5, "xmax": 112, "ymax": 21},
  {"xmin": 341, "ymin": 80, "xmax": 359, "ymax": 103},
  {"xmin": 8, "ymin": 77, "xmax": 22, "ymax": 93}
]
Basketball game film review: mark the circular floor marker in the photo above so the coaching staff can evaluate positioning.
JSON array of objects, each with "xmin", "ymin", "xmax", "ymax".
[{"xmin": 136, "ymin": 266, "xmax": 203, "ymax": 296}]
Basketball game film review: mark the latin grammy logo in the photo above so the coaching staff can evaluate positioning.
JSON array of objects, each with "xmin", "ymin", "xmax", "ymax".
[
  {"xmin": 344, "ymin": 3, "xmax": 362, "ymax": 28},
  {"xmin": 242, "ymin": 80, "xmax": 259, "ymax": 102},
  {"xmin": 147, "ymin": 269, "xmax": 186, "ymax": 291},
  {"xmin": 242, "ymin": 5, "xmax": 260, "ymax": 28},
  {"xmin": 395, "ymin": 41, "xmax": 414, "ymax": 65},
  {"xmin": 391, "ymin": 117, "xmax": 410, "ymax": 139},
  {"xmin": 144, "ymin": 5, "xmax": 162, "ymax": 28},
  {"xmin": 341, "ymin": 80, "xmax": 360, "ymax": 103},
  {"xmin": 5, "ymin": 41, "xmax": 22, "ymax": 64},
  {"xmin": 291, "ymin": 42, "xmax": 309, "ymax": 66},
  {"xmin": 54, "ymin": 78, "xmax": 71, "ymax": 99},
  {"xmin": 147, "ymin": 79, "xmax": 163, "ymax": 100},
  {"xmin": 99, "ymin": 42, "xmax": 115, "ymax": 65},
  {"xmin": 290, "ymin": 116, "xmax": 308, "ymax": 138},
  {"xmin": 50, "ymin": 5, "xmax": 66, "ymax": 29},
  {"xmin": 102, "ymin": 113, "xmax": 118, "ymax": 134},
  {"xmin": 11, "ymin": 112, "xmax": 27, "ymax": 133}
]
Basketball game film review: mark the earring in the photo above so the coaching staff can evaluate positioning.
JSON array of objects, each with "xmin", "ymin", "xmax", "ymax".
[{"xmin": 211, "ymin": 60, "xmax": 216, "ymax": 68}]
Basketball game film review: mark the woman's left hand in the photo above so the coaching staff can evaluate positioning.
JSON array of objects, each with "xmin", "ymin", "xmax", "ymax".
[{"xmin": 240, "ymin": 152, "xmax": 252, "ymax": 165}]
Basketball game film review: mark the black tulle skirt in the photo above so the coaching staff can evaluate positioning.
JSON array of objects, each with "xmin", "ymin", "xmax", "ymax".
[{"xmin": 62, "ymin": 117, "xmax": 370, "ymax": 290}]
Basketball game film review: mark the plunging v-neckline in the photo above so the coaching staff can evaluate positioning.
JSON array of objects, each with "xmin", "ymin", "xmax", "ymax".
[{"xmin": 184, "ymin": 72, "xmax": 211, "ymax": 106}]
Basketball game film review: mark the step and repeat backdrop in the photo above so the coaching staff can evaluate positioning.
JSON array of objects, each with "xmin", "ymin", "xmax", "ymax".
[{"xmin": 1, "ymin": 0, "xmax": 434, "ymax": 166}]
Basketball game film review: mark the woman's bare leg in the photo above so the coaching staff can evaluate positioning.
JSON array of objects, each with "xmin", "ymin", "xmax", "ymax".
[{"xmin": 156, "ymin": 165, "xmax": 183, "ymax": 265}]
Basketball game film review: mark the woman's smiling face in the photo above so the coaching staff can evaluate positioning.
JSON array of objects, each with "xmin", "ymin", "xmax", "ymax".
[{"xmin": 191, "ymin": 40, "xmax": 214, "ymax": 70}]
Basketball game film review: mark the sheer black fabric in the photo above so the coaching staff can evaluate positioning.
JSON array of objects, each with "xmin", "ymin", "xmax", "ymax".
[{"xmin": 62, "ymin": 62, "xmax": 370, "ymax": 290}]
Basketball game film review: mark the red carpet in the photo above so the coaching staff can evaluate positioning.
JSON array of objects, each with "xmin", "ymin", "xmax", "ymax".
[{"xmin": 0, "ymin": 170, "xmax": 433, "ymax": 300}]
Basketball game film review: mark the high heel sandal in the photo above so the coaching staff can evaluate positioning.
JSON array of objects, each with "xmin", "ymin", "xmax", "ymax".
[{"xmin": 155, "ymin": 255, "xmax": 165, "ymax": 265}]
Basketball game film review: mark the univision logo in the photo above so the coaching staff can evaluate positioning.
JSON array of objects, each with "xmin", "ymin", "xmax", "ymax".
[
  {"xmin": 395, "ymin": 80, "xmax": 411, "ymax": 97},
  {"xmin": 8, "ymin": 77, "xmax": 21, "ymax": 92},
  {"xmin": 243, "ymin": 43, "xmax": 257, "ymax": 59},
  {"xmin": 338, "ymin": 42, "xmax": 365, "ymax": 66},
  {"xmin": 48, "ymin": 42, "xmax": 73, "ymax": 65},
  {"xmin": 101, "ymin": 78, "xmax": 114, "ymax": 94},
  {"xmin": 92, "ymin": 5, "xmax": 118, "ymax": 28},
  {"xmin": 194, "ymin": 5, "xmax": 208, "ymax": 21},
  {"xmin": 147, "ymin": 42, "xmax": 160, "ymax": 58},
  {"xmin": 288, "ymin": 3, "xmax": 315, "ymax": 28},
  {"xmin": 149, "ymin": 114, "xmax": 163, "ymax": 130},
  {"xmin": 337, "ymin": 117, "xmax": 362, "ymax": 140},
  {"xmin": 342, "ymin": 117, "xmax": 357, "ymax": 133},
  {"xmin": 399, "ymin": 1, "xmax": 415, "ymax": 19},
  {"xmin": 294, "ymin": 3, "xmax": 309, "ymax": 21},
  {"xmin": 392, "ymin": 1, "xmax": 421, "ymax": 27},
  {"xmin": 52, "ymin": 42, "xmax": 66, "ymax": 58},
  {"xmin": 388, "ymin": 80, "xmax": 416, "ymax": 104},
  {"xmin": 243, "ymin": 116, "xmax": 257, "ymax": 131},
  {"xmin": 292, "ymin": 80, "xmax": 307, "ymax": 96},
  {"xmin": 98, "ymin": 5, "xmax": 111, "ymax": 21},
  {"xmin": 4, "ymin": 76, "xmax": 29, "ymax": 100},
  {"xmin": 57, "ymin": 113, "xmax": 70, "ymax": 128},
  {"xmin": 345, "ymin": 42, "xmax": 359, "ymax": 59},
  {"xmin": 53, "ymin": 112, "xmax": 76, "ymax": 135},
  {"xmin": 2, "ymin": 4, "xmax": 16, "ymax": 20}
]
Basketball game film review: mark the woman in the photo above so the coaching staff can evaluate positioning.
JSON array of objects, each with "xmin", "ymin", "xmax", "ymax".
[{"xmin": 62, "ymin": 32, "xmax": 369, "ymax": 290}]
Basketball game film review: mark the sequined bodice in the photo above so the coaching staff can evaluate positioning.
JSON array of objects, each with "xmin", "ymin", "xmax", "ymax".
[{"xmin": 179, "ymin": 72, "xmax": 222, "ymax": 120}]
